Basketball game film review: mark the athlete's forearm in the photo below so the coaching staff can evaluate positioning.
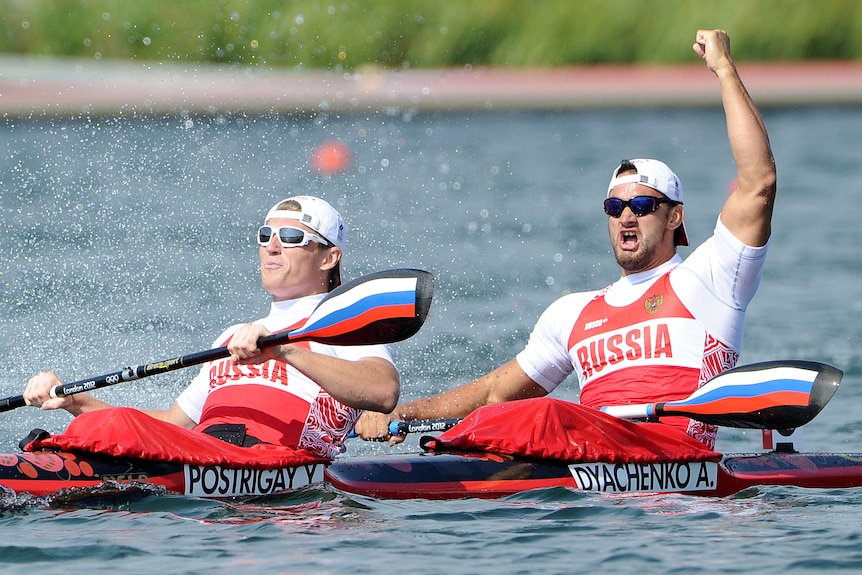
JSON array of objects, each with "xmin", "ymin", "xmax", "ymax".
[
  {"xmin": 282, "ymin": 345, "xmax": 400, "ymax": 413},
  {"xmin": 393, "ymin": 380, "xmax": 492, "ymax": 421},
  {"xmin": 716, "ymin": 64, "xmax": 776, "ymax": 196},
  {"xmin": 393, "ymin": 358, "xmax": 547, "ymax": 421}
]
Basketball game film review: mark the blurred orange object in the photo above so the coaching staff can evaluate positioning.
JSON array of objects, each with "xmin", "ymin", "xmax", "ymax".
[{"xmin": 310, "ymin": 140, "xmax": 353, "ymax": 174}]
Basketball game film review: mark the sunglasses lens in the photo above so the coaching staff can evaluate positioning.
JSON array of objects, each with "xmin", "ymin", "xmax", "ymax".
[
  {"xmin": 258, "ymin": 226, "xmax": 274, "ymax": 244},
  {"xmin": 604, "ymin": 198, "xmax": 624, "ymax": 217},
  {"xmin": 630, "ymin": 197, "xmax": 657, "ymax": 216},
  {"xmin": 278, "ymin": 227, "xmax": 306, "ymax": 245}
]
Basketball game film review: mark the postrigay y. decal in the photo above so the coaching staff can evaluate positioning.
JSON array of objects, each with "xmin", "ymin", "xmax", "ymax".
[
  {"xmin": 568, "ymin": 460, "xmax": 718, "ymax": 494},
  {"xmin": 184, "ymin": 463, "xmax": 325, "ymax": 497}
]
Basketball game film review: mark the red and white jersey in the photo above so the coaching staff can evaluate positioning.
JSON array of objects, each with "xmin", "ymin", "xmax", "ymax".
[
  {"xmin": 176, "ymin": 294, "xmax": 394, "ymax": 459},
  {"xmin": 516, "ymin": 217, "xmax": 768, "ymax": 448}
]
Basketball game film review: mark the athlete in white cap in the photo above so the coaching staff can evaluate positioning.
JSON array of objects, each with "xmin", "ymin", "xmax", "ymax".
[
  {"xmin": 357, "ymin": 29, "xmax": 776, "ymax": 450},
  {"xmin": 25, "ymin": 196, "xmax": 400, "ymax": 458}
]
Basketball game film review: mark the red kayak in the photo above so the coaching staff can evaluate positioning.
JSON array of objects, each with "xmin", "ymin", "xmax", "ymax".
[
  {"xmin": 4, "ymin": 435, "xmax": 861, "ymax": 502},
  {"xmin": 327, "ymin": 360, "xmax": 857, "ymax": 500},
  {"xmin": 2, "ymin": 360, "xmax": 851, "ymax": 504},
  {"xmin": 1, "ymin": 407, "xmax": 328, "ymax": 502}
]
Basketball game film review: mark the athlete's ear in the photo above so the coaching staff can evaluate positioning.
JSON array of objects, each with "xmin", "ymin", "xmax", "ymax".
[
  {"xmin": 320, "ymin": 245, "xmax": 341, "ymax": 272},
  {"xmin": 668, "ymin": 204, "xmax": 684, "ymax": 231}
]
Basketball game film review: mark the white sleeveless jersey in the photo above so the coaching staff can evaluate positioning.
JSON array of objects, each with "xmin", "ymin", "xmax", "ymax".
[{"xmin": 176, "ymin": 294, "xmax": 394, "ymax": 459}]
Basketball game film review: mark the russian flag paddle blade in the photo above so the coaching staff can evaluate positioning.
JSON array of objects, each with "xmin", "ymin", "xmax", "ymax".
[
  {"xmin": 601, "ymin": 360, "xmax": 842, "ymax": 429},
  {"xmin": 286, "ymin": 269, "xmax": 434, "ymax": 346}
]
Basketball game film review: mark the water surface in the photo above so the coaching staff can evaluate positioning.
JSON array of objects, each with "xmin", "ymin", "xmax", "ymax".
[{"xmin": 1, "ymin": 106, "xmax": 861, "ymax": 573}]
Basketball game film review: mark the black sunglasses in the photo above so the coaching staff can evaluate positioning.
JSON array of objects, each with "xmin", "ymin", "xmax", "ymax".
[{"xmin": 604, "ymin": 196, "xmax": 676, "ymax": 218}]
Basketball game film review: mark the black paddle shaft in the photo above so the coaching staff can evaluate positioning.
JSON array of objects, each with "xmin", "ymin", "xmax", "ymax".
[{"xmin": 0, "ymin": 329, "xmax": 324, "ymax": 412}]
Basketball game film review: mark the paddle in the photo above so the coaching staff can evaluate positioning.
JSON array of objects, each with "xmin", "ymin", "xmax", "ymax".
[
  {"xmin": 0, "ymin": 268, "xmax": 434, "ymax": 413},
  {"xmin": 379, "ymin": 360, "xmax": 842, "ymax": 435},
  {"xmin": 600, "ymin": 360, "xmax": 842, "ymax": 429}
]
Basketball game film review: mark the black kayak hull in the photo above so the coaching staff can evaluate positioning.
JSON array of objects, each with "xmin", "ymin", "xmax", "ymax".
[
  {"xmin": 0, "ymin": 450, "xmax": 324, "ymax": 500},
  {"xmin": 324, "ymin": 450, "xmax": 862, "ymax": 499},
  {"xmin": 5, "ymin": 448, "xmax": 862, "ymax": 502}
]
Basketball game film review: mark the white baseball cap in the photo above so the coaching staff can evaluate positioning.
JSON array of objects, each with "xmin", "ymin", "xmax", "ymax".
[
  {"xmin": 265, "ymin": 195, "xmax": 347, "ymax": 251},
  {"xmin": 265, "ymin": 195, "xmax": 347, "ymax": 288},
  {"xmin": 607, "ymin": 158, "xmax": 688, "ymax": 246}
]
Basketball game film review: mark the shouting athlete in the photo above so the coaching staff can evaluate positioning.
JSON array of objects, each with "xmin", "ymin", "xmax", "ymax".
[{"xmin": 356, "ymin": 29, "xmax": 775, "ymax": 449}]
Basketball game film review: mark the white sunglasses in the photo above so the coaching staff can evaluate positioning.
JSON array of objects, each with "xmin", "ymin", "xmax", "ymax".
[{"xmin": 257, "ymin": 225, "xmax": 331, "ymax": 248}]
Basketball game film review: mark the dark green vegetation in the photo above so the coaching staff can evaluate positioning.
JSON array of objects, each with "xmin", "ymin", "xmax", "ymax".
[{"xmin": 2, "ymin": 0, "xmax": 861, "ymax": 69}]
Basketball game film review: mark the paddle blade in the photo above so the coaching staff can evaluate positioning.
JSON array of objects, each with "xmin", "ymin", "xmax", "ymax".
[
  {"xmin": 601, "ymin": 360, "xmax": 842, "ymax": 429},
  {"xmin": 282, "ymin": 269, "xmax": 434, "ymax": 346},
  {"xmin": 658, "ymin": 360, "xmax": 842, "ymax": 428}
]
